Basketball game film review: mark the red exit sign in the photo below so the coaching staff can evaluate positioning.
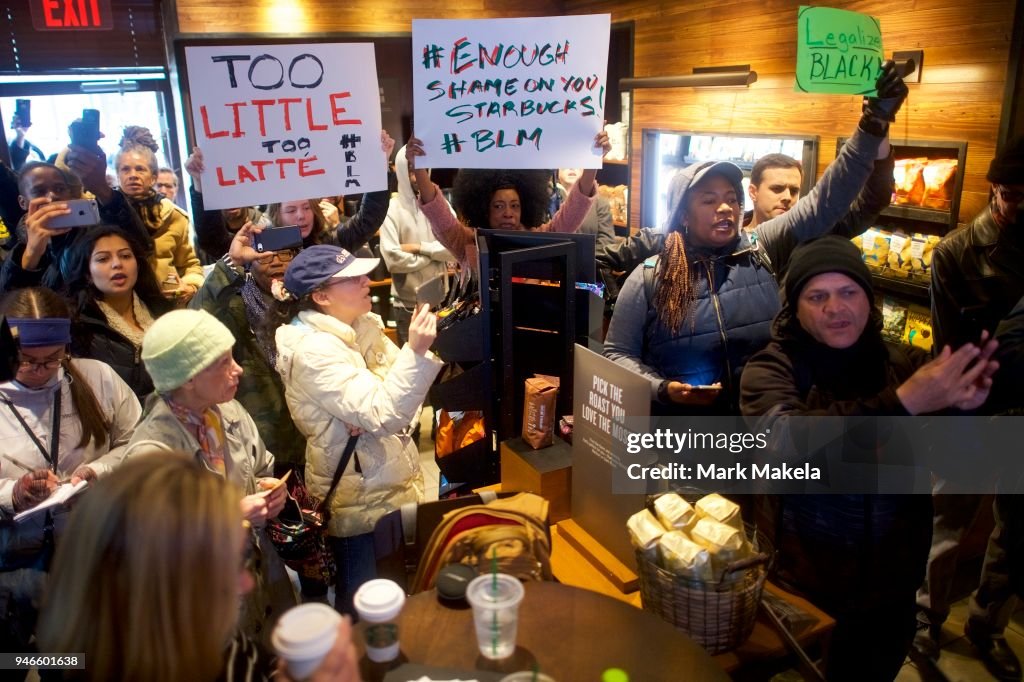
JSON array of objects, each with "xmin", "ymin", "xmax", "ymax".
[{"xmin": 30, "ymin": 0, "xmax": 114, "ymax": 30}]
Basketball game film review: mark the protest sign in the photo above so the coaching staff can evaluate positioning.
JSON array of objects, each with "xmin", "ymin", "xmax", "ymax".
[
  {"xmin": 185, "ymin": 43, "xmax": 385, "ymax": 209},
  {"xmin": 795, "ymin": 6, "xmax": 883, "ymax": 96},
  {"xmin": 412, "ymin": 14, "xmax": 610, "ymax": 169}
]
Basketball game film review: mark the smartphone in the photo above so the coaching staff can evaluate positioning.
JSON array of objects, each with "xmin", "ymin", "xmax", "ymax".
[
  {"xmin": 689, "ymin": 384, "xmax": 722, "ymax": 392},
  {"xmin": 252, "ymin": 225, "xmax": 303, "ymax": 253},
  {"xmin": 13, "ymin": 99, "xmax": 30, "ymax": 129},
  {"xmin": 69, "ymin": 109, "xmax": 101, "ymax": 149},
  {"xmin": 47, "ymin": 199, "xmax": 100, "ymax": 229},
  {"xmin": 415, "ymin": 274, "xmax": 447, "ymax": 309}
]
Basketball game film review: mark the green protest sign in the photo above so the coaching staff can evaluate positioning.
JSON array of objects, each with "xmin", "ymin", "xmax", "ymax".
[{"xmin": 795, "ymin": 6, "xmax": 883, "ymax": 95}]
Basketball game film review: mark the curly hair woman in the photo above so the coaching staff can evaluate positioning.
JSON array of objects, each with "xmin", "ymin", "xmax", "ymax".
[
  {"xmin": 116, "ymin": 126, "xmax": 204, "ymax": 303},
  {"xmin": 404, "ymin": 130, "xmax": 611, "ymax": 267}
]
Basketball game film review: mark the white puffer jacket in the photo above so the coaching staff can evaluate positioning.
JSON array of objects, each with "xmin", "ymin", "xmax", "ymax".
[{"xmin": 275, "ymin": 310, "xmax": 443, "ymax": 537}]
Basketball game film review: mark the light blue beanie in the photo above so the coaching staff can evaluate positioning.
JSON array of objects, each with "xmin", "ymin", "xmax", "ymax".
[{"xmin": 141, "ymin": 309, "xmax": 236, "ymax": 393}]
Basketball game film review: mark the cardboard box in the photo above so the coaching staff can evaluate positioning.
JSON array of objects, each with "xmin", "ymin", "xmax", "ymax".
[{"xmin": 500, "ymin": 437, "xmax": 572, "ymax": 522}]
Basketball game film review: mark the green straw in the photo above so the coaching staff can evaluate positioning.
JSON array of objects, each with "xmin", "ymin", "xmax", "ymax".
[
  {"xmin": 532, "ymin": 663, "xmax": 540, "ymax": 681},
  {"xmin": 491, "ymin": 546, "xmax": 499, "ymax": 656}
]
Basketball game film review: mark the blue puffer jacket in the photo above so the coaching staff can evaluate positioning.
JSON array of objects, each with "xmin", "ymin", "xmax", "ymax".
[{"xmin": 604, "ymin": 127, "xmax": 885, "ymax": 410}]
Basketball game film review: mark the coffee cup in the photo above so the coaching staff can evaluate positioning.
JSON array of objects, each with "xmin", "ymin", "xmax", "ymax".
[
  {"xmin": 465, "ymin": 573, "xmax": 525, "ymax": 660},
  {"xmin": 353, "ymin": 578, "xmax": 406, "ymax": 662},
  {"xmin": 271, "ymin": 603, "xmax": 341, "ymax": 680}
]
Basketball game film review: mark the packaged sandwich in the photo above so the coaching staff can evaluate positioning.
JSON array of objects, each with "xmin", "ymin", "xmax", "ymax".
[
  {"xmin": 694, "ymin": 493, "xmax": 743, "ymax": 530},
  {"xmin": 658, "ymin": 531, "xmax": 713, "ymax": 581},
  {"xmin": 627, "ymin": 509, "xmax": 666, "ymax": 554},
  {"xmin": 921, "ymin": 159, "xmax": 958, "ymax": 210},
  {"xmin": 894, "ymin": 158, "xmax": 927, "ymax": 205},
  {"xmin": 653, "ymin": 493, "xmax": 697, "ymax": 531}
]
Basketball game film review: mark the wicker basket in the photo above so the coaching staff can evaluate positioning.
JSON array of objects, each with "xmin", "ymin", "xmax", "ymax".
[{"xmin": 635, "ymin": 529, "xmax": 771, "ymax": 655}]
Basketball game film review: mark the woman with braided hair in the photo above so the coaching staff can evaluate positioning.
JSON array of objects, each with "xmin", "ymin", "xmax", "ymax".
[
  {"xmin": 604, "ymin": 62, "xmax": 909, "ymax": 413},
  {"xmin": 404, "ymin": 130, "xmax": 611, "ymax": 269},
  {"xmin": 116, "ymin": 126, "xmax": 204, "ymax": 305}
]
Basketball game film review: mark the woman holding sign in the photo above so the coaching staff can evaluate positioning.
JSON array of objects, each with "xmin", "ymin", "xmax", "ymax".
[
  {"xmin": 264, "ymin": 130, "xmax": 397, "ymax": 253},
  {"xmin": 603, "ymin": 62, "xmax": 908, "ymax": 414},
  {"xmin": 404, "ymin": 129, "xmax": 611, "ymax": 267}
]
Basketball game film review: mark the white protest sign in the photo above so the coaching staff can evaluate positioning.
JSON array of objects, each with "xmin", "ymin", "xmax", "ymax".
[
  {"xmin": 185, "ymin": 43, "xmax": 385, "ymax": 209},
  {"xmin": 412, "ymin": 14, "xmax": 610, "ymax": 169}
]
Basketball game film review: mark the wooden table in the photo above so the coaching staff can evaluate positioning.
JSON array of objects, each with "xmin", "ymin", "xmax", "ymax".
[{"xmin": 356, "ymin": 581, "xmax": 730, "ymax": 682}]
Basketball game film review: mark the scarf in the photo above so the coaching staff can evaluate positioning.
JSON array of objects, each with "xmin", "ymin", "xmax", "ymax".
[
  {"xmin": 240, "ymin": 276, "xmax": 278, "ymax": 368},
  {"xmin": 126, "ymin": 190, "xmax": 165, "ymax": 232},
  {"xmin": 165, "ymin": 395, "xmax": 228, "ymax": 476},
  {"xmin": 95, "ymin": 293, "xmax": 155, "ymax": 349}
]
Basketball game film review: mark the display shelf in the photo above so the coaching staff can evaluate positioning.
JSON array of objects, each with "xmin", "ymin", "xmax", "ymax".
[
  {"xmin": 872, "ymin": 273, "xmax": 930, "ymax": 303},
  {"xmin": 837, "ymin": 136, "xmax": 968, "ymax": 234}
]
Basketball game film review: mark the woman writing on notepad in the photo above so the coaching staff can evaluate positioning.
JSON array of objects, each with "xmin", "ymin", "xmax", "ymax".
[{"xmin": 0, "ymin": 286, "xmax": 141, "ymax": 654}]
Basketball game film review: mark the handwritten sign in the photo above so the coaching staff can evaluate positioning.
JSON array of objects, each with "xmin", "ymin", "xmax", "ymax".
[
  {"xmin": 412, "ymin": 15, "xmax": 610, "ymax": 169},
  {"xmin": 795, "ymin": 6, "xmax": 883, "ymax": 96},
  {"xmin": 185, "ymin": 44, "xmax": 385, "ymax": 210}
]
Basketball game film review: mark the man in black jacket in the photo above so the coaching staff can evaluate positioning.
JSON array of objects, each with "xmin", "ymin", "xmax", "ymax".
[
  {"xmin": 917, "ymin": 137, "xmax": 1024, "ymax": 680},
  {"xmin": 741, "ymin": 236, "xmax": 997, "ymax": 681}
]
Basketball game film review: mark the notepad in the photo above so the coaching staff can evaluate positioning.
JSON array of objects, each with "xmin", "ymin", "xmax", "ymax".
[{"xmin": 13, "ymin": 480, "xmax": 89, "ymax": 522}]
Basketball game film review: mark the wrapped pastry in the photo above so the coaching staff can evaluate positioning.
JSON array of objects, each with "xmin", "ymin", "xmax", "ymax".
[
  {"xmin": 691, "ymin": 518, "xmax": 747, "ymax": 565},
  {"xmin": 627, "ymin": 509, "xmax": 666, "ymax": 553},
  {"xmin": 654, "ymin": 493, "xmax": 697, "ymax": 531},
  {"xmin": 658, "ymin": 531, "xmax": 713, "ymax": 581},
  {"xmin": 695, "ymin": 493, "xmax": 743, "ymax": 530}
]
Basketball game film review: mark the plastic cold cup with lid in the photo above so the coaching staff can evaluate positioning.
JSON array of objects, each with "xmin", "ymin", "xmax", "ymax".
[
  {"xmin": 353, "ymin": 578, "xmax": 406, "ymax": 662},
  {"xmin": 271, "ymin": 603, "xmax": 342, "ymax": 680},
  {"xmin": 465, "ymin": 573, "xmax": 525, "ymax": 660},
  {"xmin": 499, "ymin": 673, "xmax": 557, "ymax": 682}
]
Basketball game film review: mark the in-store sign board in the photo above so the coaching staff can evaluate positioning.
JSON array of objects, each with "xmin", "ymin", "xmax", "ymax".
[
  {"xmin": 31, "ymin": 0, "xmax": 113, "ymax": 30},
  {"xmin": 795, "ymin": 6, "xmax": 883, "ymax": 96}
]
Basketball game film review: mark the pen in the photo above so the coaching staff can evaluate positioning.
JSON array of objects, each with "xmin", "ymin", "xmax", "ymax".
[{"xmin": 2, "ymin": 454, "xmax": 34, "ymax": 475}]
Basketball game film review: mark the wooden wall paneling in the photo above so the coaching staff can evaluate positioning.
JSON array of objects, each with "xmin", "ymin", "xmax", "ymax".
[{"xmin": 564, "ymin": 0, "xmax": 1019, "ymax": 228}]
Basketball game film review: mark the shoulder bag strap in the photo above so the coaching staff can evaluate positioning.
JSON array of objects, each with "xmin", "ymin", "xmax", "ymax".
[
  {"xmin": 2, "ymin": 384, "xmax": 61, "ymax": 471},
  {"xmin": 320, "ymin": 434, "xmax": 359, "ymax": 524}
]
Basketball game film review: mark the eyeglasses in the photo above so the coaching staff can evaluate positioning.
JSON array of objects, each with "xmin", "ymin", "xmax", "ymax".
[
  {"xmin": 17, "ymin": 355, "xmax": 65, "ymax": 371},
  {"xmin": 995, "ymin": 187, "xmax": 1024, "ymax": 205},
  {"xmin": 255, "ymin": 249, "xmax": 298, "ymax": 265}
]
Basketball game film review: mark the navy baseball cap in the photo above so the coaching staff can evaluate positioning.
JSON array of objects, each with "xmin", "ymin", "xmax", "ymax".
[{"xmin": 283, "ymin": 244, "xmax": 379, "ymax": 297}]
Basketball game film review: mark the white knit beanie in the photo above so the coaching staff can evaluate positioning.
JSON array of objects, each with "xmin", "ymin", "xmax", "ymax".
[{"xmin": 141, "ymin": 309, "xmax": 236, "ymax": 393}]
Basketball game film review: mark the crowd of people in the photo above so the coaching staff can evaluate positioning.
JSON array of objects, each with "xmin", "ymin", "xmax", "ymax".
[{"xmin": 0, "ymin": 57, "xmax": 1022, "ymax": 682}]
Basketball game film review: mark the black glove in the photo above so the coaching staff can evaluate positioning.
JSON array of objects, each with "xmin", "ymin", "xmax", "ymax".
[{"xmin": 859, "ymin": 60, "xmax": 909, "ymax": 135}]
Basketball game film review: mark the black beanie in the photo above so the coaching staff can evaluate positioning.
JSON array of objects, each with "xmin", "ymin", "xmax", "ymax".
[
  {"xmin": 988, "ymin": 135, "xmax": 1024, "ymax": 185},
  {"xmin": 785, "ymin": 235, "xmax": 873, "ymax": 306}
]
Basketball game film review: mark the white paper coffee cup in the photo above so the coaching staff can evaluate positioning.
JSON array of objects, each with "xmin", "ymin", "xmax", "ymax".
[
  {"xmin": 353, "ymin": 579, "xmax": 405, "ymax": 662},
  {"xmin": 271, "ymin": 603, "xmax": 341, "ymax": 680}
]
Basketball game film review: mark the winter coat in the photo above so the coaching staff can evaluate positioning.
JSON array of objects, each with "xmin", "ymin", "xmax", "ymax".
[
  {"xmin": 418, "ymin": 175, "xmax": 596, "ymax": 269},
  {"xmin": 70, "ymin": 302, "xmax": 158, "ymax": 400},
  {"xmin": 930, "ymin": 204, "xmax": 1024, "ymax": 350},
  {"xmin": 138, "ymin": 196, "xmax": 205, "ymax": 291},
  {"xmin": 0, "ymin": 189, "xmax": 153, "ymax": 294},
  {"xmin": 603, "ymin": 128, "xmax": 886, "ymax": 409},
  {"xmin": 595, "ymin": 151, "xmax": 894, "ymax": 312},
  {"xmin": 380, "ymin": 148, "xmax": 453, "ymax": 308},
  {"xmin": 123, "ymin": 395, "xmax": 295, "ymax": 644},
  {"xmin": 739, "ymin": 306, "xmax": 932, "ymax": 612},
  {"xmin": 0, "ymin": 360, "xmax": 140, "ymax": 514},
  {"xmin": 189, "ymin": 260, "xmax": 307, "ymax": 468},
  {"xmin": 275, "ymin": 310, "xmax": 443, "ymax": 537}
]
